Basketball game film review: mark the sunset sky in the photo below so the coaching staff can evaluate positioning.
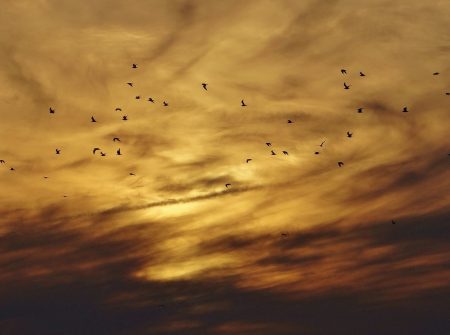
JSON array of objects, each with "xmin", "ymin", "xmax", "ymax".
[{"xmin": 1, "ymin": 0, "xmax": 449, "ymax": 334}]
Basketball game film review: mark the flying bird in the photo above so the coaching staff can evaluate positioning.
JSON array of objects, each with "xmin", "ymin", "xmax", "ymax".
[
  {"xmin": 91, "ymin": 116, "xmax": 97, "ymax": 122},
  {"xmin": 287, "ymin": 120, "xmax": 293, "ymax": 123},
  {"xmin": 0, "ymin": 160, "xmax": 5, "ymax": 164},
  {"xmin": 113, "ymin": 137, "xmax": 120, "ymax": 142},
  {"xmin": 93, "ymin": 148, "xmax": 101, "ymax": 155},
  {"xmin": 225, "ymin": 183, "xmax": 231, "ymax": 188},
  {"xmin": 116, "ymin": 148, "xmax": 121, "ymax": 155},
  {"xmin": 132, "ymin": 64, "xmax": 137, "ymax": 68},
  {"xmin": 341, "ymin": 69, "xmax": 347, "ymax": 74},
  {"xmin": 445, "ymin": 92, "xmax": 450, "ymax": 95},
  {"xmin": 357, "ymin": 107, "xmax": 363, "ymax": 113},
  {"xmin": 135, "ymin": 96, "xmax": 140, "ymax": 100},
  {"xmin": 115, "ymin": 108, "xmax": 122, "ymax": 111},
  {"xmin": 44, "ymin": 176, "xmax": 48, "ymax": 179},
  {"xmin": 347, "ymin": 131, "xmax": 353, "ymax": 138},
  {"xmin": 127, "ymin": 82, "xmax": 133, "ymax": 87},
  {"xmin": 148, "ymin": 97, "xmax": 155, "ymax": 103},
  {"xmin": 55, "ymin": 149, "xmax": 61, "ymax": 155},
  {"xmin": 266, "ymin": 143, "xmax": 272, "ymax": 147},
  {"xmin": 338, "ymin": 161, "xmax": 344, "ymax": 167},
  {"xmin": 10, "ymin": 168, "xmax": 14, "ymax": 171},
  {"xmin": 163, "ymin": 101, "xmax": 168, "ymax": 106},
  {"xmin": 49, "ymin": 107, "xmax": 55, "ymax": 114},
  {"xmin": 246, "ymin": 159, "xmax": 252, "ymax": 163},
  {"xmin": 122, "ymin": 115, "xmax": 128, "ymax": 121},
  {"xmin": 282, "ymin": 151, "xmax": 289, "ymax": 155},
  {"xmin": 319, "ymin": 141, "xmax": 325, "ymax": 147},
  {"xmin": 359, "ymin": 71, "xmax": 366, "ymax": 77},
  {"xmin": 241, "ymin": 100, "xmax": 247, "ymax": 107},
  {"xmin": 315, "ymin": 151, "xmax": 320, "ymax": 155},
  {"xmin": 344, "ymin": 82, "xmax": 350, "ymax": 89},
  {"xmin": 271, "ymin": 150, "xmax": 276, "ymax": 155},
  {"xmin": 129, "ymin": 172, "xmax": 135, "ymax": 176},
  {"xmin": 402, "ymin": 106, "xmax": 409, "ymax": 113},
  {"xmin": 433, "ymin": 72, "xmax": 440, "ymax": 75},
  {"xmin": 100, "ymin": 152, "xmax": 106, "ymax": 156},
  {"xmin": 202, "ymin": 83, "xmax": 208, "ymax": 90}
]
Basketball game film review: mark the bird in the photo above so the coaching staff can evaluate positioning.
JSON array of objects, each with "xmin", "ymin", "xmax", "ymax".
[
  {"xmin": 163, "ymin": 101, "xmax": 168, "ymax": 106},
  {"xmin": 100, "ymin": 152, "xmax": 106, "ymax": 156},
  {"xmin": 116, "ymin": 148, "xmax": 121, "ymax": 155},
  {"xmin": 0, "ymin": 160, "xmax": 5, "ymax": 164},
  {"xmin": 241, "ymin": 100, "xmax": 247, "ymax": 107},
  {"xmin": 202, "ymin": 83, "xmax": 208, "ymax": 90},
  {"xmin": 115, "ymin": 108, "xmax": 122, "ymax": 111},
  {"xmin": 63, "ymin": 195, "xmax": 68, "ymax": 198},
  {"xmin": 402, "ymin": 106, "xmax": 409, "ymax": 113},
  {"xmin": 357, "ymin": 107, "xmax": 363, "ymax": 113},
  {"xmin": 49, "ymin": 107, "xmax": 55, "ymax": 114},
  {"xmin": 445, "ymin": 92, "xmax": 450, "ymax": 95},
  {"xmin": 55, "ymin": 149, "xmax": 61, "ymax": 155},
  {"xmin": 347, "ymin": 131, "xmax": 353, "ymax": 138},
  {"xmin": 132, "ymin": 63, "xmax": 137, "ymax": 68},
  {"xmin": 93, "ymin": 148, "xmax": 101, "ymax": 155},
  {"xmin": 148, "ymin": 97, "xmax": 155, "ymax": 103},
  {"xmin": 433, "ymin": 72, "xmax": 440, "ymax": 75},
  {"xmin": 44, "ymin": 176, "xmax": 48, "ymax": 179},
  {"xmin": 391, "ymin": 220, "xmax": 396, "ymax": 224},
  {"xmin": 359, "ymin": 71, "xmax": 366, "ymax": 76},
  {"xmin": 10, "ymin": 167, "xmax": 14, "ymax": 171},
  {"xmin": 266, "ymin": 142, "xmax": 272, "ymax": 147},
  {"xmin": 271, "ymin": 150, "xmax": 276, "ymax": 155},
  {"xmin": 338, "ymin": 161, "xmax": 344, "ymax": 167},
  {"xmin": 113, "ymin": 137, "xmax": 120, "ymax": 142},
  {"xmin": 282, "ymin": 151, "xmax": 289, "ymax": 155},
  {"xmin": 122, "ymin": 115, "xmax": 128, "ymax": 121},
  {"xmin": 344, "ymin": 82, "xmax": 350, "ymax": 89},
  {"xmin": 341, "ymin": 69, "xmax": 347, "ymax": 74},
  {"xmin": 315, "ymin": 151, "xmax": 320, "ymax": 155},
  {"xmin": 129, "ymin": 172, "xmax": 135, "ymax": 176},
  {"xmin": 319, "ymin": 141, "xmax": 325, "ymax": 147},
  {"xmin": 127, "ymin": 82, "xmax": 133, "ymax": 87},
  {"xmin": 135, "ymin": 96, "xmax": 140, "ymax": 100},
  {"xmin": 246, "ymin": 159, "xmax": 252, "ymax": 163},
  {"xmin": 225, "ymin": 183, "xmax": 231, "ymax": 188},
  {"xmin": 91, "ymin": 116, "xmax": 97, "ymax": 122},
  {"xmin": 287, "ymin": 120, "xmax": 293, "ymax": 123}
]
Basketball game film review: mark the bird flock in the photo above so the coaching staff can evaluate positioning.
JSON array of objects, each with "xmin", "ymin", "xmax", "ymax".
[{"xmin": 1, "ymin": 64, "xmax": 448, "ymax": 218}]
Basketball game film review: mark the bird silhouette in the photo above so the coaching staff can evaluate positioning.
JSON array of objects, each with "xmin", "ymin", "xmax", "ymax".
[
  {"xmin": 49, "ymin": 107, "xmax": 55, "ymax": 114},
  {"xmin": 320, "ymin": 141, "xmax": 325, "ymax": 147},
  {"xmin": 341, "ymin": 69, "xmax": 347, "ymax": 74},
  {"xmin": 93, "ymin": 148, "xmax": 101, "ymax": 155},
  {"xmin": 357, "ymin": 107, "xmax": 363, "ymax": 113},
  {"xmin": 113, "ymin": 137, "xmax": 120, "ymax": 142},
  {"xmin": 338, "ymin": 161, "xmax": 344, "ymax": 167},
  {"xmin": 391, "ymin": 220, "xmax": 396, "ymax": 224},
  {"xmin": 347, "ymin": 131, "xmax": 353, "ymax": 138},
  {"xmin": 117, "ymin": 148, "xmax": 121, "ymax": 155},
  {"xmin": 445, "ymin": 92, "xmax": 450, "ymax": 95},
  {"xmin": 132, "ymin": 64, "xmax": 137, "ymax": 69},
  {"xmin": 344, "ymin": 82, "xmax": 350, "ymax": 89},
  {"xmin": 10, "ymin": 167, "xmax": 14, "ymax": 171},
  {"xmin": 315, "ymin": 151, "xmax": 319, "ymax": 155},
  {"xmin": 44, "ymin": 176, "xmax": 48, "ymax": 179},
  {"xmin": 129, "ymin": 172, "xmax": 135, "ymax": 176},
  {"xmin": 148, "ymin": 97, "xmax": 155, "ymax": 103},
  {"xmin": 202, "ymin": 83, "xmax": 208, "ymax": 90},
  {"xmin": 433, "ymin": 72, "xmax": 440, "ymax": 75},
  {"xmin": 135, "ymin": 96, "xmax": 140, "ymax": 100},
  {"xmin": 225, "ymin": 183, "xmax": 231, "ymax": 188},
  {"xmin": 115, "ymin": 108, "xmax": 122, "ymax": 111},
  {"xmin": 55, "ymin": 149, "xmax": 61, "ymax": 155},
  {"xmin": 266, "ymin": 143, "xmax": 272, "ymax": 147},
  {"xmin": 287, "ymin": 120, "xmax": 293, "ymax": 123},
  {"xmin": 122, "ymin": 115, "xmax": 128, "ymax": 121},
  {"xmin": 402, "ymin": 106, "xmax": 409, "ymax": 113},
  {"xmin": 246, "ymin": 159, "xmax": 252, "ymax": 163},
  {"xmin": 282, "ymin": 151, "xmax": 289, "ymax": 155},
  {"xmin": 127, "ymin": 82, "xmax": 133, "ymax": 87},
  {"xmin": 100, "ymin": 152, "xmax": 106, "ymax": 156},
  {"xmin": 359, "ymin": 71, "xmax": 366, "ymax": 76},
  {"xmin": 91, "ymin": 116, "xmax": 97, "ymax": 122},
  {"xmin": 241, "ymin": 100, "xmax": 247, "ymax": 107},
  {"xmin": 0, "ymin": 160, "xmax": 5, "ymax": 164},
  {"xmin": 271, "ymin": 150, "xmax": 276, "ymax": 155},
  {"xmin": 163, "ymin": 101, "xmax": 168, "ymax": 106}
]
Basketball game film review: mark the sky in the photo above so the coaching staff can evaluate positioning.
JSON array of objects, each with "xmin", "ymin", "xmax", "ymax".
[{"xmin": 0, "ymin": 0, "xmax": 449, "ymax": 334}]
